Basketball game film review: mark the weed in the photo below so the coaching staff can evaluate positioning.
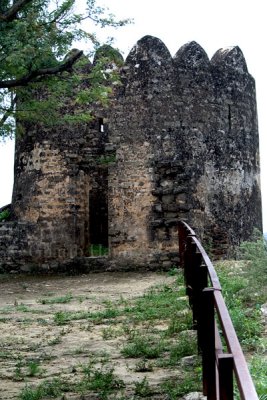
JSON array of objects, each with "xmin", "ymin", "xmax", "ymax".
[
  {"xmin": 80, "ymin": 363, "xmax": 124, "ymax": 399},
  {"xmin": 0, "ymin": 351, "xmax": 11, "ymax": 359},
  {"xmin": 102, "ymin": 326, "xmax": 120, "ymax": 340},
  {"xmin": 54, "ymin": 307, "xmax": 120, "ymax": 325},
  {"xmin": 162, "ymin": 369, "xmax": 201, "ymax": 399},
  {"xmin": 36, "ymin": 318, "xmax": 49, "ymax": 325},
  {"xmin": 78, "ymin": 295, "xmax": 86, "ymax": 303},
  {"xmin": 118, "ymin": 295, "xmax": 129, "ymax": 306},
  {"xmin": 27, "ymin": 360, "xmax": 41, "ymax": 377},
  {"xmin": 124, "ymin": 284, "xmax": 189, "ymax": 321},
  {"xmin": 165, "ymin": 309, "xmax": 192, "ymax": 336},
  {"xmin": 53, "ymin": 311, "xmax": 69, "ymax": 325},
  {"xmin": 0, "ymin": 317, "xmax": 9, "ymax": 323},
  {"xmin": 121, "ymin": 334, "xmax": 165, "ymax": 359},
  {"xmin": 167, "ymin": 267, "xmax": 179, "ymax": 276},
  {"xmin": 47, "ymin": 336, "xmax": 62, "ymax": 346},
  {"xmin": 38, "ymin": 292, "xmax": 73, "ymax": 305},
  {"xmin": 16, "ymin": 304, "xmax": 31, "ymax": 312},
  {"xmin": 19, "ymin": 378, "xmax": 67, "ymax": 400},
  {"xmin": 134, "ymin": 359, "xmax": 154, "ymax": 372},
  {"xmin": 96, "ymin": 154, "xmax": 116, "ymax": 165},
  {"xmin": 168, "ymin": 332, "xmax": 197, "ymax": 365},
  {"xmin": 14, "ymin": 358, "xmax": 23, "ymax": 380},
  {"xmin": 133, "ymin": 377, "xmax": 152, "ymax": 397}
]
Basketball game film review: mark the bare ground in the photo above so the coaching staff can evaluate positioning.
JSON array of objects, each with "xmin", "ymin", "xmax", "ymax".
[{"xmin": 0, "ymin": 271, "xmax": 194, "ymax": 400}]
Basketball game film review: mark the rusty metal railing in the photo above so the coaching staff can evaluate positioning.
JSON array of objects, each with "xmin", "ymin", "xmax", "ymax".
[{"xmin": 178, "ymin": 220, "xmax": 258, "ymax": 400}]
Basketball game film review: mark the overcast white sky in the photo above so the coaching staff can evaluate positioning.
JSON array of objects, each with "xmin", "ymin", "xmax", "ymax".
[{"xmin": 0, "ymin": 0, "xmax": 266, "ymax": 230}]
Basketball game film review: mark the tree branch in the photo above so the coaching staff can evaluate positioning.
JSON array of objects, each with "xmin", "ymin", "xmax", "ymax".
[
  {"xmin": 0, "ymin": 0, "xmax": 33, "ymax": 22},
  {"xmin": 0, "ymin": 94, "xmax": 17, "ymax": 127},
  {"xmin": 0, "ymin": 49, "xmax": 84, "ymax": 89}
]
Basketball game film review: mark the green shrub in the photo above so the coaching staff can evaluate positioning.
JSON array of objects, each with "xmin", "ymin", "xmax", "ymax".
[{"xmin": 0, "ymin": 209, "xmax": 10, "ymax": 222}]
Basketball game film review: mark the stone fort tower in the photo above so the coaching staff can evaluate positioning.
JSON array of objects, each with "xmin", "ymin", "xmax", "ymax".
[{"xmin": 0, "ymin": 36, "xmax": 262, "ymax": 272}]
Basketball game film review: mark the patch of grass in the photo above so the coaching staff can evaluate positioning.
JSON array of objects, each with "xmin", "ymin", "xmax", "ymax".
[
  {"xmin": 27, "ymin": 360, "xmax": 42, "ymax": 377},
  {"xmin": 121, "ymin": 334, "xmax": 165, "ymax": 359},
  {"xmin": 79, "ymin": 363, "xmax": 125, "ymax": 399},
  {"xmin": 0, "ymin": 351, "xmax": 12, "ymax": 359},
  {"xmin": 124, "ymin": 284, "xmax": 188, "ymax": 322},
  {"xmin": 38, "ymin": 292, "xmax": 73, "ymax": 304},
  {"xmin": 133, "ymin": 377, "xmax": 152, "ymax": 397},
  {"xmin": 168, "ymin": 332, "xmax": 198, "ymax": 365},
  {"xmin": 167, "ymin": 267, "xmax": 180, "ymax": 276},
  {"xmin": 16, "ymin": 304, "xmax": 32, "ymax": 312},
  {"xmin": 0, "ymin": 317, "xmax": 10, "ymax": 323},
  {"xmin": 165, "ymin": 310, "xmax": 192, "ymax": 336},
  {"xmin": 14, "ymin": 358, "xmax": 24, "ymax": 380},
  {"xmin": 249, "ymin": 355, "xmax": 267, "ymax": 397},
  {"xmin": 14, "ymin": 358, "xmax": 43, "ymax": 380},
  {"xmin": 216, "ymin": 263, "xmax": 264, "ymax": 350},
  {"xmin": 161, "ymin": 367, "xmax": 201, "ymax": 399},
  {"xmin": 102, "ymin": 326, "xmax": 122, "ymax": 340},
  {"xmin": 36, "ymin": 318, "xmax": 49, "ymax": 325},
  {"xmin": 19, "ymin": 363, "xmax": 124, "ymax": 400},
  {"xmin": 239, "ymin": 230, "xmax": 267, "ymax": 286},
  {"xmin": 72, "ymin": 346, "xmax": 85, "ymax": 355},
  {"xmin": 19, "ymin": 378, "xmax": 68, "ymax": 400},
  {"xmin": 47, "ymin": 336, "xmax": 62, "ymax": 346},
  {"xmin": 215, "ymin": 236, "xmax": 267, "ymax": 399},
  {"xmin": 134, "ymin": 359, "xmax": 154, "ymax": 372},
  {"xmin": 54, "ymin": 307, "xmax": 121, "ymax": 325},
  {"xmin": 0, "ymin": 305, "xmax": 14, "ymax": 313}
]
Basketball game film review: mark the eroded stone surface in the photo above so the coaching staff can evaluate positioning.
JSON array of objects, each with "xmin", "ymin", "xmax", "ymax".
[{"xmin": 0, "ymin": 36, "xmax": 262, "ymax": 272}]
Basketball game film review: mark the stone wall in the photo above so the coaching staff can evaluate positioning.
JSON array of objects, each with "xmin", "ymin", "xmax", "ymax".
[{"xmin": 0, "ymin": 36, "xmax": 262, "ymax": 272}]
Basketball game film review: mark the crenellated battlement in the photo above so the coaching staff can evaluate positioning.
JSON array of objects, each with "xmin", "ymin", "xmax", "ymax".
[{"xmin": 0, "ymin": 36, "xmax": 262, "ymax": 273}]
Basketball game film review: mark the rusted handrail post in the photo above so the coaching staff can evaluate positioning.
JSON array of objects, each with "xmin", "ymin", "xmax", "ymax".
[
  {"xmin": 178, "ymin": 221, "xmax": 186, "ymax": 269},
  {"xmin": 200, "ymin": 288, "xmax": 216, "ymax": 399},
  {"xmin": 189, "ymin": 245, "xmax": 203, "ymax": 329},
  {"xmin": 218, "ymin": 354, "xmax": 234, "ymax": 400}
]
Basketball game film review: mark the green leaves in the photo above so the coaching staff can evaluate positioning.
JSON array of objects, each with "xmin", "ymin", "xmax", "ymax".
[{"xmin": 0, "ymin": 0, "xmax": 130, "ymax": 138}]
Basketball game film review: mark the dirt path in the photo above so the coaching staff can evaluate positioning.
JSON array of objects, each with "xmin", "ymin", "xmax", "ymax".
[{"xmin": 0, "ymin": 272, "xmax": 198, "ymax": 400}]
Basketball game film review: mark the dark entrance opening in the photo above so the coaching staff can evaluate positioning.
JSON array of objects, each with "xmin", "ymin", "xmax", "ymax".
[{"xmin": 89, "ymin": 168, "xmax": 109, "ymax": 256}]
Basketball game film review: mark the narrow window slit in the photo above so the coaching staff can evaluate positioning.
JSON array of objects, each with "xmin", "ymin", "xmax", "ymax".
[{"xmin": 99, "ymin": 118, "xmax": 104, "ymax": 133}]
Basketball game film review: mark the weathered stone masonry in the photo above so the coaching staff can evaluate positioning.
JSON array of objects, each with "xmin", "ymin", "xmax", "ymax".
[{"xmin": 0, "ymin": 36, "xmax": 262, "ymax": 272}]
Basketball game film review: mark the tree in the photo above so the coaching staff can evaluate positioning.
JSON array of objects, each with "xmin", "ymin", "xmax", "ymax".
[{"xmin": 0, "ymin": 0, "xmax": 130, "ymax": 137}]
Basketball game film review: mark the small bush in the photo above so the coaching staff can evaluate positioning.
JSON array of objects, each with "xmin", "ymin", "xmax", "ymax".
[{"xmin": 0, "ymin": 209, "xmax": 10, "ymax": 222}]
